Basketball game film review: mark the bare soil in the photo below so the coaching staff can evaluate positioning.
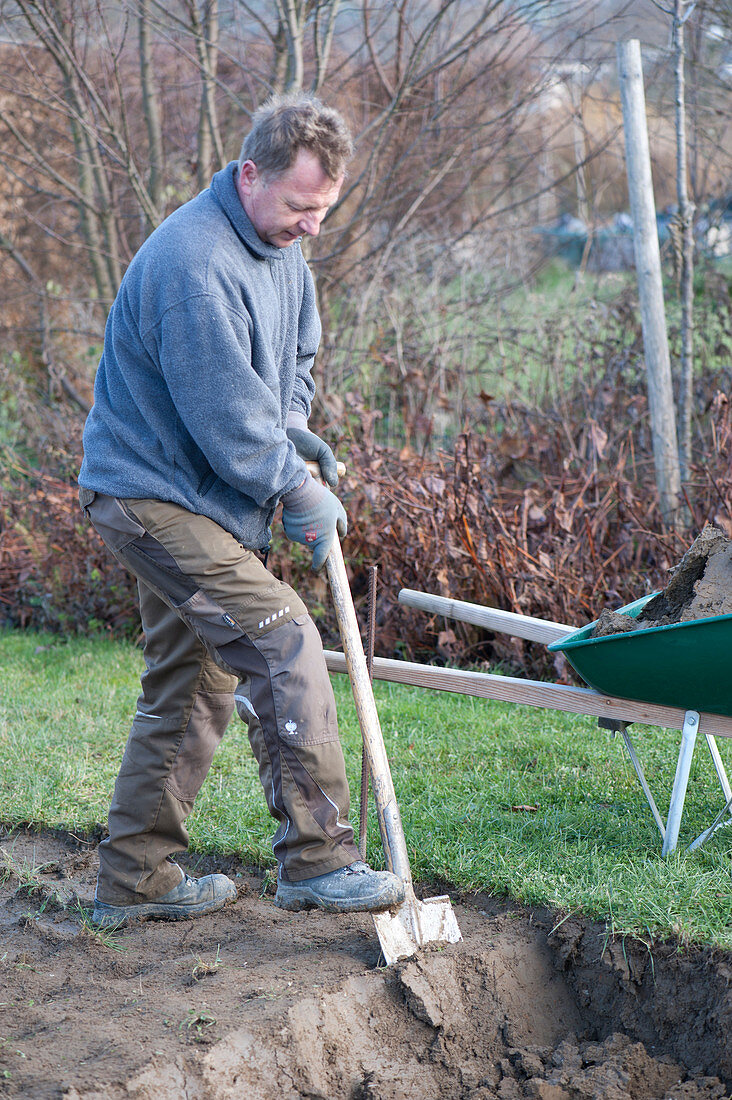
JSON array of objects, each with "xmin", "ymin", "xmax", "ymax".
[
  {"xmin": 0, "ymin": 830, "xmax": 730, "ymax": 1099},
  {"xmin": 592, "ymin": 524, "xmax": 732, "ymax": 638}
]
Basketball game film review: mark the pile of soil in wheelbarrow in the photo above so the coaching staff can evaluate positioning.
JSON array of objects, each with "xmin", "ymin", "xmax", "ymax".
[
  {"xmin": 0, "ymin": 828, "xmax": 730, "ymax": 1099},
  {"xmin": 591, "ymin": 524, "xmax": 732, "ymax": 638}
]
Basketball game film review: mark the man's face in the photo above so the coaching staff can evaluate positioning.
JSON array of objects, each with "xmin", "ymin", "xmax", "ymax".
[{"xmin": 237, "ymin": 148, "xmax": 343, "ymax": 248}]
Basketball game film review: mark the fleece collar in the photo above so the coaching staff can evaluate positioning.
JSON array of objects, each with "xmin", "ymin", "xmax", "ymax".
[{"xmin": 210, "ymin": 161, "xmax": 286, "ymax": 262}]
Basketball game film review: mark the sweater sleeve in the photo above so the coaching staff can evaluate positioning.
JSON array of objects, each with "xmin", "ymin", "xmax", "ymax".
[
  {"xmin": 150, "ymin": 293, "xmax": 306, "ymax": 508},
  {"xmin": 289, "ymin": 261, "xmax": 319, "ymax": 422}
]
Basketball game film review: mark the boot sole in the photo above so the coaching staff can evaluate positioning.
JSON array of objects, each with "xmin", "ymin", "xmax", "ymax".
[
  {"xmin": 273, "ymin": 886, "xmax": 403, "ymax": 914},
  {"xmin": 91, "ymin": 887, "xmax": 237, "ymax": 928}
]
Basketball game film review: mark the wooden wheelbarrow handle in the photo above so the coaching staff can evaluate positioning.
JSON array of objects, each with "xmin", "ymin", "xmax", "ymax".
[{"xmin": 399, "ymin": 589, "xmax": 574, "ymax": 645}]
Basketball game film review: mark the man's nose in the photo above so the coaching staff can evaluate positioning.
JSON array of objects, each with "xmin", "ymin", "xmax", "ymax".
[{"xmin": 298, "ymin": 211, "xmax": 324, "ymax": 237}]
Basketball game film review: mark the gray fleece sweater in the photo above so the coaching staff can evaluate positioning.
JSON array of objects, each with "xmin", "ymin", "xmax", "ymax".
[{"xmin": 79, "ymin": 161, "xmax": 318, "ymax": 549}]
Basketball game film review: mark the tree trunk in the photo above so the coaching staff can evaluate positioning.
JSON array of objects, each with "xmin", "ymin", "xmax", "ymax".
[
  {"xmin": 673, "ymin": 0, "xmax": 695, "ymax": 482},
  {"xmin": 138, "ymin": 0, "xmax": 165, "ymax": 227},
  {"xmin": 274, "ymin": 0, "xmax": 304, "ymax": 92},
  {"xmin": 191, "ymin": 0, "xmax": 225, "ymax": 192}
]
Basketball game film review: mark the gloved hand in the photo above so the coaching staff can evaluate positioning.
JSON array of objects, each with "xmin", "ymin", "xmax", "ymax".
[
  {"xmin": 286, "ymin": 426, "xmax": 339, "ymax": 487},
  {"xmin": 281, "ymin": 476, "xmax": 347, "ymax": 572}
]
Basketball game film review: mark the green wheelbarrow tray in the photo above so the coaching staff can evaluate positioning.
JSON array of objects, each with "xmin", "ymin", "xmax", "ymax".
[{"xmin": 548, "ymin": 593, "xmax": 732, "ymax": 718}]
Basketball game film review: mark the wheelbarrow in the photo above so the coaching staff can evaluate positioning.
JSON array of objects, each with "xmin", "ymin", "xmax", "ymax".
[{"xmin": 324, "ymin": 590, "xmax": 732, "ymax": 856}]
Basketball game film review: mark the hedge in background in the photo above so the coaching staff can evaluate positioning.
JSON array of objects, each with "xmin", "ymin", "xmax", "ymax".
[{"xmin": 3, "ymin": 408, "xmax": 732, "ymax": 679}]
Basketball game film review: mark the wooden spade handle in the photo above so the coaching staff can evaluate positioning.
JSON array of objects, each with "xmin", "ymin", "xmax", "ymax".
[
  {"xmin": 305, "ymin": 460, "xmax": 347, "ymax": 480},
  {"xmin": 304, "ymin": 459, "xmax": 413, "ymax": 884},
  {"xmin": 325, "ymin": 533, "xmax": 413, "ymax": 885}
]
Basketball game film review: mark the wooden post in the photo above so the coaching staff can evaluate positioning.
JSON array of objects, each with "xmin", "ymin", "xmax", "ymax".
[{"xmin": 617, "ymin": 39, "xmax": 681, "ymax": 526}]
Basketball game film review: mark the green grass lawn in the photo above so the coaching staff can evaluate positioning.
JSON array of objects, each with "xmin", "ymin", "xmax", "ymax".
[{"xmin": 1, "ymin": 629, "xmax": 730, "ymax": 948}]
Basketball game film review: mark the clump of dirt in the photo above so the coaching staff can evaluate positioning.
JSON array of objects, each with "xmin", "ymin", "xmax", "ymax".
[
  {"xmin": 0, "ymin": 829, "xmax": 730, "ymax": 1100},
  {"xmin": 591, "ymin": 524, "xmax": 732, "ymax": 637}
]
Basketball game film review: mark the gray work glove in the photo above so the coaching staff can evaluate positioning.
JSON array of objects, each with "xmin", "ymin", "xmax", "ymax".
[
  {"xmin": 286, "ymin": 426, "xmax": 339, "ymax": 487},
  {"xmin": 281, "ymin": 476, "xmax": 347, "ymax": 572}
]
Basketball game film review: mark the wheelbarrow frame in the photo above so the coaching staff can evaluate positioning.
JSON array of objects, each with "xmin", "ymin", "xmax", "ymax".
[{"xmin": 324, "ymin": 590, "xmax": 732, "ymax": 856}]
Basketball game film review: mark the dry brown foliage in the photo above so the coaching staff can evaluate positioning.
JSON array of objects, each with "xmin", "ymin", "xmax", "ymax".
[
  {"xmin": 0, "ymin": 456, "xmax": 139, "ymax": 638},
  {"xmin": 3, "ymin": 396, "xmax": 732, "ymax": 681},
  {"xmin": 300, "ymin": 422, "xmax": 732, "ymax": 680}
]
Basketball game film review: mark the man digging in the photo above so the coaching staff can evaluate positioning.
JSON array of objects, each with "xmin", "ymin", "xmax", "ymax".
[{"xmin": 78, "ymin": 94, "xmax": 403, "ymax": 928}]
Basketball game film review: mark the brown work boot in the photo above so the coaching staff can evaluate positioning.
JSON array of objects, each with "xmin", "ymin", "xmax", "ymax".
[{"xmin": 91, "ymin": 869, "xmax": 237, "ymax": 928}]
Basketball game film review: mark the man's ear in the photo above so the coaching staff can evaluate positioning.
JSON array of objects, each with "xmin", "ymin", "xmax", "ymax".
[{"xmin": 237, "ymin": 160, "xmax": 258, "ymax": 199}]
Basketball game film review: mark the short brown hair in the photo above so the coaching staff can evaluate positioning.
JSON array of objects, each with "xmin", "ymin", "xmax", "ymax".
[{"xmin": 238, "ymin": 93, "xmax": 353, "ymax": 181}]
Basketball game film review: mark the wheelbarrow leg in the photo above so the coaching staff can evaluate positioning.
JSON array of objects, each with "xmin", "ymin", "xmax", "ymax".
[
  {"xmin": 687, "ymin": 734, "xmax": 732, "ymax": 852},
  {"xmin": 705, "ymin": 732, "xmax": 732, "ymax": 809},
  {"xmin": 600, "ymin": 718, "xmax": 666, "ymax": 839},
  {"xmin": 662, "ymin": 710, "xmax": 700, "ymax": 856},
  {"xmin": 688, "ymin": 792, "xmax": 732, "ymax": 852}
]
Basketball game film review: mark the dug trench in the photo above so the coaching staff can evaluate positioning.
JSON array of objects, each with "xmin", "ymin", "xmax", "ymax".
[{"xmin": 0, "ymin": 830, "xmax": 729, "ymax": 1100}]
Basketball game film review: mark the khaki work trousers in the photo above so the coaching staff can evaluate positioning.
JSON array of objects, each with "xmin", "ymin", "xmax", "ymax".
[{"xmin": 80, "ymin": 491, "xmax": 359, "ymax": 905}]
